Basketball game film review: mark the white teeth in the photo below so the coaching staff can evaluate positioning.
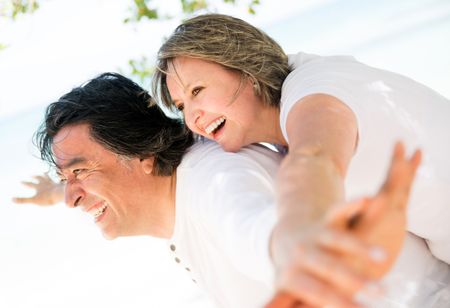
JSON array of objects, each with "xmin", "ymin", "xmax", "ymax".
[
  {"xmin": 93, "ymin": 203, "xmax": 107, "ymax": 219},
  {"xmin": 205, "ymin": 116, "xmax": 226, "ymax": 134}
]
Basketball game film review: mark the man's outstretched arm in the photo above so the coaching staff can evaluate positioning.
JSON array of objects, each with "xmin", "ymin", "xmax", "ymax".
[{"xmin": 12, "ymin": 174, "xmax": 64, "ymax": 206}]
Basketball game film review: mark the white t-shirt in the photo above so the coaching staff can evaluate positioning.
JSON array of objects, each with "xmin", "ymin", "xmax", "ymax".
[
  {"xmin": 169, "ymin": 140, "xmax": 281, "ymax": 308},
  {"xmin": 376, "ymin": 233, "xmax": 450, "ymax": 307},
  {"xmin": 168, "ymin": 139, "xmax": 449, "ymax": 307},
  {"xmin": 281, "ymin": 52, "xmax": 450, "ymax": 264}
]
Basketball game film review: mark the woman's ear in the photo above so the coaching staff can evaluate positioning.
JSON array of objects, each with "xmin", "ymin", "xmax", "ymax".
[{"xmin": 140, "ymin": 157, "xmax": 154, "ymax": 174}]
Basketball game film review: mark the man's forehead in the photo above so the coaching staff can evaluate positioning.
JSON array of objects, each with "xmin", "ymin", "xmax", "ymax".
[
  {"xmin": 53, "ymin": 123, "xmax": 91, "ymax": 144},
  {"xmin": 52, "ymin": 124, "xmax": 103, "ymax": 168}
]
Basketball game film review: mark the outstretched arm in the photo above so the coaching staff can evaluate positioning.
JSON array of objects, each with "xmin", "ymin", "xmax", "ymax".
[
  {"xmin": 12, "ymin": 174, "xmax": 64, "ymax": 206},
  {"xmin": 269, "ymin": 93, "xmax": 421, "ymax": 307},
  {"xmin": 268, "ymin": 140, "xmax": 421, "ymax": 307},
  {"xmin": 271, "ymin": 93, "xmax": 360, "ymax": 284}
]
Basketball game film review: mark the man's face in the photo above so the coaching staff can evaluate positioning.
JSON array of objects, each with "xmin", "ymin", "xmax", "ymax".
[{"xmin": 52, "ymin": 123, "xmax": 155, "ymax": 239}]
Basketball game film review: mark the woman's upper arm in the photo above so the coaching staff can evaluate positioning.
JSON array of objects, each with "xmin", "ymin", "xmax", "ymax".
[{"xmin": 285, "ymin": 93, "xmax": 358, "ymax": 176}]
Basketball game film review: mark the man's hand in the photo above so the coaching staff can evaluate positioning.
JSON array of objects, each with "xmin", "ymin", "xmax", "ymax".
[
  {"xmin": 268, "ymin": 143, "xmax": 421, "ymax": 308},
  {"xmin": 12, "ymin": 174, "xmax": 64, "ymax": 206}
]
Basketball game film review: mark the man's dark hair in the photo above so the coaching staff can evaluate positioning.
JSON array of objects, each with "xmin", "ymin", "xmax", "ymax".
[{"xmin": 35, "ymin": 72, "xmax": 194, "ymax": 176}]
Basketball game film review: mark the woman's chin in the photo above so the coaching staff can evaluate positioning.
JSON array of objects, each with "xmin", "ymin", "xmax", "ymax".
[{"xmin": 219, "ymin": 140, "xmax": 243, "ymax": 153}]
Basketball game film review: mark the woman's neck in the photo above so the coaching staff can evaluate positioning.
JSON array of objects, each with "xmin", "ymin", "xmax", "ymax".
[{"xmin": 253, "ymin": 105, "xmax": 287, "ymax": 146}]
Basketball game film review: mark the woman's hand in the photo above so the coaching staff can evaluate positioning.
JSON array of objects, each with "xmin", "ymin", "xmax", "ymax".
[
  {"xmin": 12, "ymin": 174, "xmax": 64, "ymax": 206},
  {"xmin": 329, "ymin": 142, "xmax": 422, "ymax": 278},
  {"xmin": 268, "ymin": 142, "xmax": 421, "ymax": 308},
  {"xmin": 270, "ymin": 215, "xmax": 375, "ymax": 308}
]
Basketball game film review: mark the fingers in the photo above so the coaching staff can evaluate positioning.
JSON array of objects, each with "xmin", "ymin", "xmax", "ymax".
[
  {"xmin": 317, "ymin": 230, "xmax": 387, "ymax": 265},
  {"xmin": 33, "ymin": 174, "xmax": 55, "ymax": 184},
  {"xmin": 381, "ymin": 142, "xmax": 406, "ymax": 193},
  {"xmin": 21, "ymin": 174, "xmax": 54, "ymax": 188},
  {"xmin": 384, "ymin": 143, "xmax": 421, "ymax": 191},
  {"xmin": 405, "ymin": 149, "xmax": 422, "ymax": 194},
  {"xmin": 278, "ymin": 270, "xmax": 360, "ymax": 308},
  {"xmin": 394, "ymin": 141, "xmax": 405, "ymax": 159},
  {"xmin": 271, "ymin": 235, "xmax": 384, "ymax": 308},
  {"xmin": 325, "ymin": 198, "xmax": 370, "ymax": 229},
  {"xmin": 12, "ymin": 196, "xmax": 56, "ymax": 206},
  {"xmin": 291, "ymin": 247, "xmax": 370, "ymax": 296},
  {"xmin": 265, "ymin": 292, "xmax": 298, "ymax": 308},
  {"xmin": 12, "ymin": 197, "xmax": 34, "ymax": 204},
  {"xmin": 20, "ymin": 181, "xmax": 38, "ymax": 189},
  {"xmin": 266, "ymin": 292, "xmax": 316, "ymax": 308},
  {"xmin": 32, "ymin": 175, "xmax": 47, "ymax": 182},
  {"xmin": 411, "ymin": 149, "xmax": 422, "ymax": 171},
  {"xmin": 381, "ymin": 143, "xmax": 422, "ymax": 211}
]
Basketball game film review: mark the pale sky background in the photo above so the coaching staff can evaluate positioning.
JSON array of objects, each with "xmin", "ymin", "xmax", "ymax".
[{"xmin": 0, "ymin": 0, "xmax": 449, "ymax": 307}]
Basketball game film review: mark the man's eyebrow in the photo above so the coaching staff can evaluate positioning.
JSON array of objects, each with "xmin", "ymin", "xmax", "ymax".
[{"xmin": 55, "ymin": 157, "xmax": 87, "ymax": 172}]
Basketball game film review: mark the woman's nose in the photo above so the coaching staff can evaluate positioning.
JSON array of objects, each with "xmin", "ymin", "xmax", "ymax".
[{"xmin": 185, "ymin": 105, "xmax": 205, "ymax": 133}]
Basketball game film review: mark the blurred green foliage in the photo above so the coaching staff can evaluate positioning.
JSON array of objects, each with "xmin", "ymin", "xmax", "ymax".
[
  {"xmin": 124, "ymin": 0, "xmax": 159, "ymax": 23},
  {"xmin": 1, "ymin": 0, "xmax": 260, "ymax": 85},
  {"xmin": 0, "ymin": 0, "xmax": 39, "ymax": 20},
  {"xmin": 180, "ymin": 0, "xmax": 208, "ymax": 14},
  {"xmin": 121, "ymin": 56, "xmax": 155, "ymax": 86},
  {"xmin": 122, "ymin": 0, "xmax": 260, "ymax": 85}
]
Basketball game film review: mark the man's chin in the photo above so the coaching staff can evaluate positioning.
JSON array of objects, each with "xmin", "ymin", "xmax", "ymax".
[{"xmin": 100, "ymin": 230, "xmax": 118, "ymax": 240}]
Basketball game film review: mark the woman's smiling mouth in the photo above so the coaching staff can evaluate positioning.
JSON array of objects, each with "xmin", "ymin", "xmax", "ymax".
[{"xmin": 205, "ymin": 116, "xmax": 226, "ymax": 135}]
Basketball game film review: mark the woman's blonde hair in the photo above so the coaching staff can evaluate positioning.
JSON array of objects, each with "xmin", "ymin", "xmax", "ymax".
[{"xmin": 153, "ymin": 13, "xmax": 290, "ymax": 110}]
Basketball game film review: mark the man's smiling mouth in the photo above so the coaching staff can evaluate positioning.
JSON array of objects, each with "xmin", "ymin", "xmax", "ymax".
[
  {"xmin": 93, "ymin": 203, "xmax": 107, "ymax": 219},
  {"xmin": 87, "ymin": 201, "xmax": 108, "ymax": 221}
]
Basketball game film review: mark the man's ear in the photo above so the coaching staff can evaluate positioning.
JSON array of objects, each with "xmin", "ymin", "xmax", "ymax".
[{"xmin": 140, "ymin": 157, "xmax": 155, "ymax": 175}]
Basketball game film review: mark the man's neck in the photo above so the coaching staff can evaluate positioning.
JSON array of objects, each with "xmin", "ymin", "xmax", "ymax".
[{"xmin": 139, "ymin": 171, "xmax": 177, "ymax": 239}]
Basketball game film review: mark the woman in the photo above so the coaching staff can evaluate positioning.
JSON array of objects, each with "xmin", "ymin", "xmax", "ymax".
[{"xmin": 153, "ymin": 13, "xmax": 449, "ymax": 306}]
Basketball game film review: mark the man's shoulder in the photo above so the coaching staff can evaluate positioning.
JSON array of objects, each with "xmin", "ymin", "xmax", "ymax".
[
  {"xmin": 180, "ymin": 140, "xmax": 282, "ymax": 171},
  {"xmin": 176, "ymin": 141, "xmax": 282, "ymax": 197}
]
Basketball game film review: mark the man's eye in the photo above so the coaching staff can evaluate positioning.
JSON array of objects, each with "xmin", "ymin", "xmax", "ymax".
[
  {"xmin": 55, "ymin": 171, "xmax": 67, "ymax": 183},
  {"xmin": 192, "ymin": 87, "xmax": 202, "ymax": 96},
  {"xmin": 176, "ymin": 103, "xmax": 185, "ymax": 112},
  {"xmin": 57, "ymin": 175, "xmax": 67, "ymax": 183},
  {"xmin": 73, "ymin": 169, "xmax": 85, "ymax": 176}
]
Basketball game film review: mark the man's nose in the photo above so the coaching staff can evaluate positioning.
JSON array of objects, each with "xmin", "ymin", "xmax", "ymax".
[{"xmin": 64, "ymin": 182, "xmax": 84, "ymax": 208}]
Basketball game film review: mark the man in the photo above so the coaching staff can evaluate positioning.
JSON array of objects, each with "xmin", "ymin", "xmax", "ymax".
[
  {"xmin": 34, "ymin": 72, "xmax": 283, "ymax": 307},
  {"xmin": 32, "ymin": 73, "xmax": 427, "ymax": 308}
]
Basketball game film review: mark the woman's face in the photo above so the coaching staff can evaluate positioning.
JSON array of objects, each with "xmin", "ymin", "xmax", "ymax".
[{"xmin": 166, "ymin": 56, "xmax": 265, "ymax": 152}]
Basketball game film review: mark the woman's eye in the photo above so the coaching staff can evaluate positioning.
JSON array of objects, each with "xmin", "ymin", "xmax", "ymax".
[
  {"xmin": 176, "ymin": 103, "xmax": 185, "ymax": 112},
  {"xmin": 192, "ymin": 87, "xmax": 202, "ymax": 96}
]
